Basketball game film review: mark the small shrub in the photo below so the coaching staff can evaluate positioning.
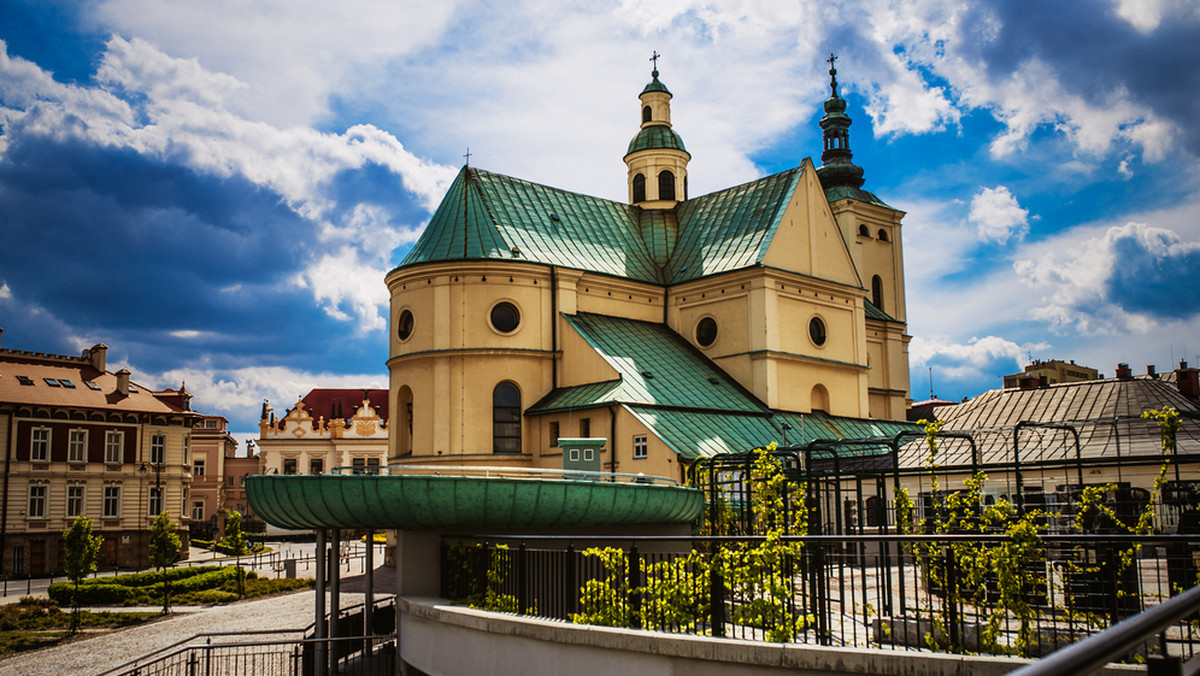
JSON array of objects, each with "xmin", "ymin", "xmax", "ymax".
[{"xmin": 48, "ymin": 582, "xmax": 136, "ymax": 606}]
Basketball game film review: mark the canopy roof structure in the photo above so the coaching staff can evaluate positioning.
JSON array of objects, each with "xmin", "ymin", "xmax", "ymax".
[{"xmin": 245, "ymin": 467, "xmax": 704, "ymax": 531}]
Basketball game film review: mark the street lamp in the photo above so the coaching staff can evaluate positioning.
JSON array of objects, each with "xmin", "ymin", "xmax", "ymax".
[{"xmin": 781, "ymin": 423, "xmax": 793, "ymax": 447}]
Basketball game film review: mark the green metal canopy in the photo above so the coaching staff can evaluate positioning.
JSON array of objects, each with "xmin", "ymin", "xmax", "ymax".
[{"xmin": 245, "ymin": 469, "xmax": 704, "ymax": 531}]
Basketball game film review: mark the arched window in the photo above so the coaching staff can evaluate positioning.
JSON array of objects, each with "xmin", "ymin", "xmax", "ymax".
[
  {"xmin": 878, "ymin": 228, "xmax": 890, "ymax": 242},
  {"xmin": 858, "ymin": 224, "xmax": 871, "ymax": 238},
  {"xmin": 493, "ymin": 382, "xmax": 521, "ymax": 454},
  {"xmin": 632, "ymin": 173, "xmax": 646, "ymax": 203},
  {"xmin": 871, "ymin": 275, "xmax": 884, "ymax": 311},
  {"xmin": 642, "ymin": 105, "xmax": 652, "ymax": 123},
  {"xmin": 658, "ymin": 170, "xmax": 675, "ymax": 201},
  {"xmin": 397, "ymin": 386, "xmax": 413, "ymax": 455}
]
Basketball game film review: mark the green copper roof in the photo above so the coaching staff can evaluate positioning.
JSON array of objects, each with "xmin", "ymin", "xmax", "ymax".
[
  {"xmin": 245, "ymin": 473, "xmax": 704, "ymax": 530},
  {"xmin": 625, "ymin": 125, "xmax": 689, "ymax": 157},
  {"xmin": 641, "ymin": 71, "xmax": 671, "ymax": 96},
  {"xmin": 864, "ymin": 299, "xmax": 897, "ymax": 322},
  {"xmin": 528, "ymin": 313, "xmax": 765, "ymax": 415},
  {"xmin": 399, "ymin": 164, "xmax": 859, "ymax": 289},
  {"xmin": 823, "ymin": 185, "xmax": 891, "ymax": 208},
  {"xmin": 625, "ymin": 407, "xmax": 916, "ymax": 461},
  {"xmin": 667, "ymin": 167, "xmax": 804, "ymax": 284},
  {"xmin": 399, "ymin": 167, "xmax": 664, "ymax": 282}
]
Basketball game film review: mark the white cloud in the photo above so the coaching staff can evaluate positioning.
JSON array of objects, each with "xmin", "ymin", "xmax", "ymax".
[
  {"xmin": 140, "ymin": 364, "xmax": 388, "ymax": 434},
  {"xmin": 0, "ymin": 37, "xmax": 457, "ymax": 332},
  {"xmin": 909, "ymin": 334, "xmax": 1039, "ymax": 383},
  {"xmin": 0, "ymin": 282, "xmax": 11, "ymax": 301},
  {"xmin": 1014, "ymin": 220, "xmax": 1200, "ymax": 334},
  {"xmin": 968, "ymin": 186, "xmax": 1029, "ymax": 244}
]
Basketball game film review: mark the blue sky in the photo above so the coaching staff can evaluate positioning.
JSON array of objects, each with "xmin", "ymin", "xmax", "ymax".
[{"xmin": 2, "ymin": 0, "xmax": 1199, "ymax": 448}]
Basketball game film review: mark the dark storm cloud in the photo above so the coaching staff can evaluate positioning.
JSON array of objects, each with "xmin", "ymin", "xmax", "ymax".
[
  {"xmin": 1105, "ymin": 229, "xmax": 1200, "ymax": 320},
  {"xmin": 968, "ymin": 0, "xmax": 1200, "ymax": 155},
  {"xmin": 0, "ymin": 134, "xmax": 386, "ymax": 374}
]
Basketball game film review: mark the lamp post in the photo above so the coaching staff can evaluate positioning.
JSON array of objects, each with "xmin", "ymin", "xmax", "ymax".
[{"xmin": 782, "ymin": 423, "xmax": 794, "ymax": 447}]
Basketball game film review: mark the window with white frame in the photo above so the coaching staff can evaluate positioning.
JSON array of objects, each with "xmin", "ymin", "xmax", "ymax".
[
  {"xmin": 69, "ymin": 429, "xmax": 88, "ymax": 463},
  {"xmin": 31, "ymin": 428, "xmax": 50, "ymax": 462},
  {"xmin": 183, "ymin": 436, "xmax": 190, "ymax": 464},
  {"xmin": 105, "ymin": 431, "xmax": 123, "ymax": 463},
  {"xmin": 192, "ymin": 501, "xmax": 205, "ymax": 521},
  {"xmin": 27, "ymin": 484, "xmax": 46, "ymax": 518},
  {"xmin": 148, "ymin": 486, "xmax": 163, "ymax": 516},
  {"xmin": 67, "ymin": 485, "xmax": 85, "ymax": 517},
  {"xmin": 367, "ymin": 458, "xmax": 380, "ymax": 475},
  {"xmin": 633, "ymin": 434, "xmax": 648, "ymax": 459},
  {"xmin": 150, "ymin": 434, "xmax": 166, "ymax": 464},
  {"xmin": 193, "ymin": 459, "xmax": 205, "ymax": 477},
  {"xmin": 103, "ymin": 485, "xmax": 121, "ymax": 517},
  {"xmin": 181, "ymin": 487, "xmax": 189, "ymax": 517}
]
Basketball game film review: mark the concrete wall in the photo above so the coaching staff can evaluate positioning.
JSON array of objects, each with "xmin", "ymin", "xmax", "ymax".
[{"xmin": 397, "ymin": 597, "xmax": 1140, "ymax": 676}]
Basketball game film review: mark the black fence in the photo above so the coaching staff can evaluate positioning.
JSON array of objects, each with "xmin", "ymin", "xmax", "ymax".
[{"xmin": 442, "ymin": 534, "xmax": 1200, "ymax": 663}]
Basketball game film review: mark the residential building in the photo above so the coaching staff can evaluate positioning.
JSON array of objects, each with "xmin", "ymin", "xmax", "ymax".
[
  {"xmin": 0, "ymin": 333, "xmax": 197, "ymax": 572},
  {"xmin": 257, "ymin": 389, "xmax": 389, "ymax": 476},
  {"xmin": 189, "ymin": 413, "xmax": 236, "ymax": 536},
  {"xmin": 384, "ymin": 61, "xmax": 913, "ymax": 480},
  {"xmin": 1003, "ymin": 358, "xmax": 1100, "ymax": 389}
]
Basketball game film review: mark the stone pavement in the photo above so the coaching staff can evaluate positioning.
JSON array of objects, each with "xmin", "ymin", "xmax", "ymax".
[{"xmin": 0, "ymin": 562, "xmax": 395, "ymax": 676}]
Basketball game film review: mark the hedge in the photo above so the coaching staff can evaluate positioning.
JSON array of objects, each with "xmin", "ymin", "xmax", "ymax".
[
  {"xmin": 77, "ymin": 566, "xmax": 223, "ymax": 588},
  {"xmin": 48, "ymin": 582, "xmax": 136, "ymax": 606}
]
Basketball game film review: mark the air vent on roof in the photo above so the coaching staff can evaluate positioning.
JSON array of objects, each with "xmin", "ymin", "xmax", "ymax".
[
  {"xmin": 641, "ymin": 370, "xmax": 654, "ymax": 379},
  {"xmin": 708, "ymin": 377, "xmax": 719, "ymax": 385},
  {"xmin": 84, "ymin": 381, "xmax": 101, "ymax": 391},
  {"xmin": 16, "ymin": 375, "xmax": 33, "ymax": 386},
  {"xmin": 44, "ymin": 378, "xmax": 61, "ymax": 387},
  {"xmin": 550, "ymin": 214, "xmax": 561, "ymax": 222}
]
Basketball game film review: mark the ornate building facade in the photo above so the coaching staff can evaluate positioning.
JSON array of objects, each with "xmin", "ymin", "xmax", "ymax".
[
  {"xmin": 384, "ymin": 61, "xmax": 913, "ymax": 481},
  {"xmin": 257, "ymin": 389, "xmax": 389, "ymax": 477}
]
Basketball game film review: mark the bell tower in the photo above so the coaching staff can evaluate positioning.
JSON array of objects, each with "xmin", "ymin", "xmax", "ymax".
[{"xmin": 624, "ymin": 52, "xmax": 690, "ymax": 209}]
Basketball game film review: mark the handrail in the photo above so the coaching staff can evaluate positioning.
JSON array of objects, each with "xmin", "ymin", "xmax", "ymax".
[
  {"xmin": 1007, "ymin": 583, "xmax": 1200, "ymax": 676},
  {"xmin": 102, "ymin": 633, "xmax": 397, "ymax": 676},
  {"xmin": 96, "ymin": 628, "xmax": 307, "ymax": 676}
]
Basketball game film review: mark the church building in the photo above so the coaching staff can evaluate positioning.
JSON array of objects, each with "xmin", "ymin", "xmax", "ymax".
[{"xmin": 385, "ymin": 59, "xmax": 912, "ymax": 481}]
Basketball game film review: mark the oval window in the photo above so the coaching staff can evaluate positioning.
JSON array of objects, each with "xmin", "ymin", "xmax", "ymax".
[
  {"xmin": 490, "ymin": 302, "xmax": 521, "ymax": 333},
  {"xmin": 809, "ymin": 317, "xmax": 827, "ymax": 347},
  {"xmin": 396, "ymin": 309, "xmax": 414, "ymax": 340},
  {"xmin": 696, "ymin": 317, "xmax": 718, "ymax": 347}
]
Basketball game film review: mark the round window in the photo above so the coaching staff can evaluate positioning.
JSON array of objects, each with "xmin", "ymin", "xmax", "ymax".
[
  {"xmin": 396, "ymin": 309, "xmax": 414, "ymax": 341},
  {"xmin": 490, "ymin": 302, "xmax": 521, "ymax": 333},
  {"xmin": 696, "ymin": 317, "xmax": 718, "ymax": 347},
  {"xmin": 809, "ymin": 317, "xmax": 827, "ymax": 347}
]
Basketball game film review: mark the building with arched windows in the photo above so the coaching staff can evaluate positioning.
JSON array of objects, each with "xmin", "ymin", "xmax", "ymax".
[{"xmin": 384, "ymin": 61, "xmax": 913, "ymax": 481}]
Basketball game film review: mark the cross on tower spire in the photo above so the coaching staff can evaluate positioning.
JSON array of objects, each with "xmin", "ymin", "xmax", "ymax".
[
  {"xmin": 463, "ymin": 147, "xmax": 472, "ymax": 166},
  {"xmin": 650, "ymin": 50, "xmax": 661, "ymax": 72},
  {"xmin": 827, "ymin": 53, "xmax": 839, "ymax": 97}
]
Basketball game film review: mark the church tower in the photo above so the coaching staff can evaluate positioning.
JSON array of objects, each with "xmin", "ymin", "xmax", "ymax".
[
  {"xmin": 814, "ymin": 55, "xmax": 911, "ymax": 420},
  {"xmin": 624, "ymin": 55, "xmax": 690, "ymax": 209}
]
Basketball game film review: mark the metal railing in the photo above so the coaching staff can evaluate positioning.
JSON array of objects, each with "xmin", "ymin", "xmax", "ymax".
[
  {"xmin": 442, "ymin": 533, "xmax": 1200, "ymax": 664},
  {"xmin": 330, "ymin": 463, "xmax": 683, "ymax": 485}
]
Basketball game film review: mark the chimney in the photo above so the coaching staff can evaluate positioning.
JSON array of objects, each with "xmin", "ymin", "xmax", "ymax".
[
  {"xmin": 115, "ymin": 368, "xmax": 131, "ymax": 394},
  {"xmin": 1116, "ymin": 363, "xmax": 1132, "ymax": 380},
  {"xmin": 88, "ymin": 343, "xmax": 108, "ymax": 372},
  {"xmin": 1177, "ymin": 363, "xmax": 1200, "ymax": 399},
  {"xmin": 1147, "ymin": 365, "xmax": 1156, "ymax": 377}
]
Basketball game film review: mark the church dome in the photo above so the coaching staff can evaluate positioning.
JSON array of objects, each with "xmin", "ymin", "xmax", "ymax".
[{"xmin": 625, "ymin": 125, "xmax": 689, "ymax": 158}]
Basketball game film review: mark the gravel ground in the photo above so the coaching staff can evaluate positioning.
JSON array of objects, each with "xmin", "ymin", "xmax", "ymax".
[{"xmin": 0, "ymin": 562, "xmax": 394, "ymax": 676}]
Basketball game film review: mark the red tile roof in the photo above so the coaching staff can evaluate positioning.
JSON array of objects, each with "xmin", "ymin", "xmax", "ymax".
[
  {"xmin": 0, "ymin": 349, "xmax": 192, "ymax": 415},
  {"xmin": 300, "ymin": 388, "xmax": 388, "ymax": 422}
]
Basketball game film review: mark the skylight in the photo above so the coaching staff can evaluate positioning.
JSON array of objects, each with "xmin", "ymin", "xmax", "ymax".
[
  {"xmin": 84, "ymin": 380, "xmax": 102, "ymax": 391},
  {"xmin": 44, "ymin": 378, "xmax": 61, "ymax": 387},
  {"xmin": 59, "ymin": 379, "xmax": 76, "ymax": 388},
  {"xmin": 17, "ymin": 375, "xmax": 34, "ymax": 386}
]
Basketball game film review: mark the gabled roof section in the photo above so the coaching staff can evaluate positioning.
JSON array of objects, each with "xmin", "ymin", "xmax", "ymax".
[
  {"xmin": 897, "ymin": 378, "xmax": 1200, "ymax": 468},
  {"xmin": 667, "ymin": 167, "xmax": 804, "ymax": 284},
  {"xmin": 529, "ymin": 312, "xmax": 766, "ymax": 414},
  {"xmin": 864, "ymin": 299, "xmax": 897, "ymax": 322},
  {"xmin": 399, "ymin": 167, "xmax": 664, "ymax": 282}
]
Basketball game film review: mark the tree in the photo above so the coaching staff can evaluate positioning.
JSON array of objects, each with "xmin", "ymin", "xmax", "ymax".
[
  {"xmin": 62, "ymin": 515, "xmax": 103, "ymax": 633},
  {"xmin": 220, "ymin": 509, "xmax": 248, "ymax": 555},
  {"xmin": 148, "ymin": 511, "xmax": 181, "ymax": 613}
]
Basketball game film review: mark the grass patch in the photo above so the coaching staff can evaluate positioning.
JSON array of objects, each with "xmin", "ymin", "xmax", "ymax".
[{"xmin": 0, "ymin": 598, "xmax": 155, "ymax": 657}]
